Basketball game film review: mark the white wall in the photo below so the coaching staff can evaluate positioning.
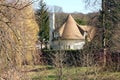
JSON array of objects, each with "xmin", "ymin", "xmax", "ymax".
[{"xmin": 51, "ymin": 40, "xmax": 85, "ymax": 50}]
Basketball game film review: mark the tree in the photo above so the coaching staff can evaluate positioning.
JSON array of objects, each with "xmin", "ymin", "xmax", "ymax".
[
  {"xmin": 75, "ymin": 18, "xmax": 87, "ymax": 25},
  {"xmin": 98, "ymin": 0, "xmax": 120, "ymax": 66},
  {"xmin": 85, "ymin": 0, "xmax": 120, "ymax": 67},
  {"xmin": 35, "ymin": 0, "xmax": 49, "ymax": 42},
  {"xmin": 0, "ymin": 0, "xmax": 39, "ymax": 79},
  {"xmin": 100, "ymin": 0, "xmax": 119, "ymax": 49}
]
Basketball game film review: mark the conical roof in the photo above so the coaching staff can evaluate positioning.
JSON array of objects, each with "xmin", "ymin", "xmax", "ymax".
[
  {"xmin": 61, "ymin": 15, "xmax": 84, "ymax": 39},
  {"xmin": 77, "ymin": 24, "xmax": 96, "ymax": 41},
  {"xmin": 59, "ymin": 23, "xmax": 66, "ymax": 37},
  {"xmin": 54, "ymin": 14, "xmax": 96, "ymax": 41}
]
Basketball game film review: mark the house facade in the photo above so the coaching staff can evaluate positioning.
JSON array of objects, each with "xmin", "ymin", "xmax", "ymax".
[{"xmin": 49, "ymin": 14, "xmax": 96, "ymax": 50}]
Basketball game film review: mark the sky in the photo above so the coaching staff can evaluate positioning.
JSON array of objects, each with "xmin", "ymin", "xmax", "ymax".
[{"xmin": 34, "ymin": 0, "xmax": 101, "ymax": 14}]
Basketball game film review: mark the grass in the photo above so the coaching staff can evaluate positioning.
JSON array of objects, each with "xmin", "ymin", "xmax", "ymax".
[{"xmin": 23, "ymin": 65, "xmax": 120, "ymax": 80}]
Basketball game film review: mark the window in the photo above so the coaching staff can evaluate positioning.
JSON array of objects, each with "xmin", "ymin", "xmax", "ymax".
[{"xmin": 53, "ymin": 32, "xmax": 59, "ymax": 39}]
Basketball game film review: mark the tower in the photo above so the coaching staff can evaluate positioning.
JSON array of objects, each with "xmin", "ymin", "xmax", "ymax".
[{"xmin": 49, "ymin": 12, "xmax": 55, "ymax": 47}]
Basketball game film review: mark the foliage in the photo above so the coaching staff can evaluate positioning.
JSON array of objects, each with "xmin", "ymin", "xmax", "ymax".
[
  {"xmin": 0, "ymin": 0, "xmax": 39, "ymax": 79},
  {"xmin": 1, "ymin": 0, "xmax": 39, "ymax": 61},
  {"xmin": 84, "ymin": 0, "xmax": 120, "ymax": 70},
  {"xmin": 35, "ymin": 0, "xmax": 49, "ymax": 41},
  {"xmin": 99, "ymin": 0, "xmax": 120, "ymax": 50},
  {"xmin": 75, "ymin": 18, "xmax": 87, "ymax": 25}
]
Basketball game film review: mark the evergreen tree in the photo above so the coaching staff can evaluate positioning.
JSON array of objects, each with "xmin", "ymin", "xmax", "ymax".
[
  {"xmin": 99, "ymin": 0, "xmax": 120, "ymax": 51},
  {"xmin": 84, "ymin": 0, "xmax": 120, "ymax": 67},
  {"xmin": 36, "ymin": 0, "xmax": 49, "ymax": 42},
  {"xmin": 84, "ymin": 0, "xmax": 120, "ymax": 51},
  {"xmin": 96, "ymin": 0, "xmax": 120, "ymax": 67}
]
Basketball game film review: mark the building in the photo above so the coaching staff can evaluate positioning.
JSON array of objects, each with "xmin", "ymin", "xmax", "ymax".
[{"xmin": 49, "ymin": 14, "xmax": 96, "ymax": 50}]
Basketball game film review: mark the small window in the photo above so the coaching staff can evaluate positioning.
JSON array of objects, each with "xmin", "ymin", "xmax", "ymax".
[{"xmin": 54, "ymin": 32, "xmax": 59, "ymax": 39}]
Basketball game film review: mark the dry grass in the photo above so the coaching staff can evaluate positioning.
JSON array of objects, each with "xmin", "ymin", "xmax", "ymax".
[
  {"xmin": 23, "ymin": 65, "xmax": 120, "ymax": 80},
  {"xmin": 0, "ymin": 65, "xmax": 120, "ymax": 80}
]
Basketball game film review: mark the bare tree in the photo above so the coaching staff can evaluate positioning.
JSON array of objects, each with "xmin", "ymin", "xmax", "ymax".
[{"xmin": 0, "ymin": 0, "xmax": 39, "ymax": 79}]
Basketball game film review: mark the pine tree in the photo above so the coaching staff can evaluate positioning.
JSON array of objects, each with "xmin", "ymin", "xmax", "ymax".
[
  {"xmin": 36, "ymin": 0, "xmax": 49, "ymax": 42},
  {"xmin": 100, "ymin": 0, "xmax": 120, "ymax": 50},
  {"xmin": 84, "ymin": 0, "xmax": 120, "ymax": 67},
  {"xmin": 98, "ymin": 0, "xmax": 120, "ymax": 66}
]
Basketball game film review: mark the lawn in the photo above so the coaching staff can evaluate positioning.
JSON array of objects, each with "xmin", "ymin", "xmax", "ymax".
[{"xmin": 24, "ymin": 65, "xmax": 120, "ymax": 80}]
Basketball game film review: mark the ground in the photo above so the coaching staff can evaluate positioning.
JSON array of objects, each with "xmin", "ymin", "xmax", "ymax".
[{"xmin": 22, "ymin": 65, "xmax": 120, "ymax": 80}]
